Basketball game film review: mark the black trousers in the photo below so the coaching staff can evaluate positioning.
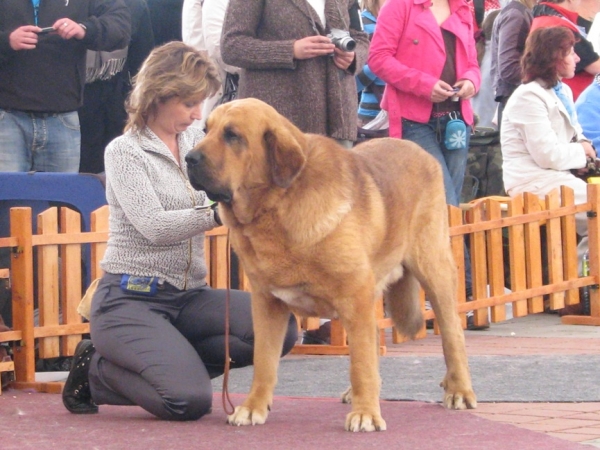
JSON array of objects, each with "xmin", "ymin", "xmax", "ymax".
[{"xmin": 88, "ymin": 273, "xmax": 298, "ymax": 420}]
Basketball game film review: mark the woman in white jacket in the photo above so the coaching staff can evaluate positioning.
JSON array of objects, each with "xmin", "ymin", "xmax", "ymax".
[{"xmin": 502, "ymin": 26, "xmax": 595, "ymax": 262}]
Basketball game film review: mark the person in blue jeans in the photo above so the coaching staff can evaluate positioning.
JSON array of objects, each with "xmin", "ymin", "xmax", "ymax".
[
  {"xmin": 369, "ymin": 0, "xmax": 483, "ymax": 327},
  {"xmin": 0, "ymin": 0, "xmax": 130, "ymax": 172}
]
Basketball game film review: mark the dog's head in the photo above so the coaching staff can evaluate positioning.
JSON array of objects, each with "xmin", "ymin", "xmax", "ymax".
[{"xmin": 186, "ymin": 98, "xmax": 307, "ymax": 224}]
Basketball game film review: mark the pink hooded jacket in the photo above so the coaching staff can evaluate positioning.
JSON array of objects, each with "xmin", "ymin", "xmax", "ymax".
[{"xmin": 368, "ymin": 0, "xmax": 481, "ymax": 138}]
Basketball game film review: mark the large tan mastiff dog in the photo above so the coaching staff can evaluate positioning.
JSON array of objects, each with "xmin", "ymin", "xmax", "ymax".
[{"xmin": 186, "ymin": 98, "xmax": 476, "ymax": 432}]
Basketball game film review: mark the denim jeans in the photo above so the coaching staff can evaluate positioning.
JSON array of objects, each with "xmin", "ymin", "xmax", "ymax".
[
  {"xmin": 0, "ymin": 108, "xmax": 80, "ymax": 172},
  {"xmin": 402, "ymin": 115, "xmax": 470, "ymax": 207},
  {"xmin": 402, "ymin": 114, "xmax": 473, "ymax": 295}
]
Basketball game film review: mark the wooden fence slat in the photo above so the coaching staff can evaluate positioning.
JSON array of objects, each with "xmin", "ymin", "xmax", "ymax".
[
  {"xmin": 586, "ymin": 184, "xmax": 600, "ymax": 318},
  {"xmin": 560, "ymin": 186, "xmax": 580, "ymax": 306},
  {"xmin": 486, "ymin": 199, "xmax": 506, "ymax": 322},
  {"xmin": 212, "ymin": 234, "xmax": 229, "ymax": 289},
  {"xmin": 10, "ymin": 208, "xmax": 36, "ymax": 383},
  {"xmin": 90, "ymin": 206, "xmax": 109, "ymax": 280},
  {"xmin": 449, "ymin": 205, "xmax": 467, "ymax": 329},
  {"xmin": 523, "ymin": 193, "xmax": 545, "ymax": 313},
  {"xmin": 60, "ymin": 207, "xmax": 83, "ymax": 355},
  {"xmin": 546, "ymin": 190, "xmax": 566, "ymax": 310},
  {"xmin": 467, "ymin": 203, "xmax": 489, "ymax": 327},
  {"xmin": 507, "ymin": 195, "xmax": 528, "ymax": 317},
  {"xmin": 37, "ymin": 208, "xmax": 60, "ymax": 358}
]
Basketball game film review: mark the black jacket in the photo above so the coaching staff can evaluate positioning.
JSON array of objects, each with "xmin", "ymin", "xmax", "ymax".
[{"xmin": 0, "ymin": 0, "xmax": 131, "ymax": 112}]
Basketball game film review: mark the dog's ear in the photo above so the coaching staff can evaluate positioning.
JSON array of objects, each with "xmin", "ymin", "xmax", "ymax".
[{"xmin": 264, "ymin": 126, "xmax": 306, "ymax": 189}]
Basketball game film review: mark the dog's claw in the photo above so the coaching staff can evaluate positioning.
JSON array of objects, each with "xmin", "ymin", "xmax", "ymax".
[{"xmin": 345, "ymin": 411, "xmax": 387, "ymax": 432}]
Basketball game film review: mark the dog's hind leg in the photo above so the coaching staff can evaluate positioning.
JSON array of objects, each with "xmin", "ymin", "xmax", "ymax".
[
  {"xmin": 227, "ymin": 291, "xmax": 291, "ymax": 427},
  {"xmin": 409, "ymin": 245, "xmax": 477, "ymax": 410},
  {"xmin": 385, "ymin": 267, "xmax": 423, "ymax": 339}
]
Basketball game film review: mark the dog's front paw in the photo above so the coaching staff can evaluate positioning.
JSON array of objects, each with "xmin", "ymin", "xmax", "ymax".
[
  {"xmin": 345, "ymin": 411, "xmax": 387, "ymax": 432},
  {"xmin": 227, "ymin": 405, "xmax": 269, "ymax": 426}
]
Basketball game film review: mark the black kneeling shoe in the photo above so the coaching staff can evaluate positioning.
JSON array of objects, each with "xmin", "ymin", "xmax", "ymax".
[{"xmin": 62, "ymin": 339, "xmax": 98, "ymax": 414}]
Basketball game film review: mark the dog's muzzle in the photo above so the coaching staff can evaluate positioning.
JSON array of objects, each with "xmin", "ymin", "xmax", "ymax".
[{"xmin": 185, "ymin": 151, "xmax": 233, "ymax": 203}]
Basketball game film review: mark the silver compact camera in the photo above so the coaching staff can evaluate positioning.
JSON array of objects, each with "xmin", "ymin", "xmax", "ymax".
[{"xmin": 327, "ymin": 28, "xmax": 356, "ymax": 52}]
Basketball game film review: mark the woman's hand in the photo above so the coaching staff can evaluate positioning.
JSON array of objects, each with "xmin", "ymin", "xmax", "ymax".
[
  {"xmin": 582, "ymin": 141, "xmax": 597, "ymax": 161},
  {"xmin": 574, "ymin": 142, "xmax": 597, "ymax": 175},
  {"xmin": 293, "ymin": 36, "xmax": 335, "ymax": 60},
  {"xmin": 430, "ymin": 80, "xmax": 456, "ymax": 103},
  {"xmin": 332, "ymin": 47, "xmax": 355, "ymax": 70},
  {"xmin": 430, "ymin": 79, "xmax": 477, "ymax": 103},
  {"xmin": 453, "ymin": 79, "xmax": 476, "ymax": 100}
]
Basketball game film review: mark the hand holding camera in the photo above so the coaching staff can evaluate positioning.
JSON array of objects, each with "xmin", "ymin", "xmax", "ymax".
[
  {"xmin": 293, "ymin": 35, "xmax": 335, "ymax": 60},
  {"xmin": 332, "ymin": 47, "xmax": 355, "ymax": 70}
]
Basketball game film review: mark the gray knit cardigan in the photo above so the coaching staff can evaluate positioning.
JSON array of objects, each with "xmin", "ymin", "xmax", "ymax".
[{"xmin": 101, "ymin": 126, "xmax": 219, "ymax": 290}]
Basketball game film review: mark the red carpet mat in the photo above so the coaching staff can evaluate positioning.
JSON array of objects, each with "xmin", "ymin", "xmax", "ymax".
[{"xmin": 0, "ymin": 390, "xmax": 584, "ymax": 449}]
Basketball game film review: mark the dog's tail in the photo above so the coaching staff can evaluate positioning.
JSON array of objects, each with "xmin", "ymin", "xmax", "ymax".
[{"xmin": 384, "ymin": 269, "xmax": 423, "ymax": 339}]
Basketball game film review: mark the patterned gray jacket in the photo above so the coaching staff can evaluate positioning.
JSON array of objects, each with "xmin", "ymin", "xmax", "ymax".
[{"xmin": 101, "ymin": 126, "xmax": 219, "ymax": 290}]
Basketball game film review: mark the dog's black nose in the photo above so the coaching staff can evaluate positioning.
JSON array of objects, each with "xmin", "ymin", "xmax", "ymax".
[{"xmin": 185, "ymin": 151, "xmax": 203, "ymax": 167}]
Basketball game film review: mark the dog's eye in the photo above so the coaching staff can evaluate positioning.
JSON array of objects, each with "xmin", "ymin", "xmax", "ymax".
[{"xmin": 223, "ymin": 126, "xmax": 240, "ymax": 143}]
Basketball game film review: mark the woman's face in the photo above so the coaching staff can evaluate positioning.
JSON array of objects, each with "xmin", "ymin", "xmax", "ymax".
[
  {"xmin": 557, "ymin": 46, "xmax": 580, "ymax": 79},
  {"xmin": 152, "ymin": 96, "xmax": 203, "ymax": 136}
]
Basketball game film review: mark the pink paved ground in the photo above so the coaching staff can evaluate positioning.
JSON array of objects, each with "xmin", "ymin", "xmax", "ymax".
[{"xmin": 0, "ymin": 390, "xmax": 585, "ymax": 450}]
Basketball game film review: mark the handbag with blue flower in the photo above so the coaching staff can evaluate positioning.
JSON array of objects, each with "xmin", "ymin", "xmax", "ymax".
[{"xmin": 444, "ymin": 112, "xmax": 468, "ymax": 151}]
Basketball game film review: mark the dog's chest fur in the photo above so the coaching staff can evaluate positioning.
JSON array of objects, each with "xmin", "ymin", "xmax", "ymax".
[{"xmin": 270, "ymin": 286, "xmax": 338, "ymax": 318}]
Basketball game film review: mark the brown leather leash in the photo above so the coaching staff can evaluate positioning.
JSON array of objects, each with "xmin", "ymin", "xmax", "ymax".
[{"xmin": 221, "ymin": 229, "xmax": 235, "ymax": 415}]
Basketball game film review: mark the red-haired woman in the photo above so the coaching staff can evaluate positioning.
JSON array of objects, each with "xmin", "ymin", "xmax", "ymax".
[{"xmin": 501, "ymin": 26, "xmax": 595, "ymax": 269}]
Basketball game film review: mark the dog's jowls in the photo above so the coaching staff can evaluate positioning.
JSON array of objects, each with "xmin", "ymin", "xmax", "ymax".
[{"xmin": 186, "ymin": 98, "xmax": 477, "ymax": 432}]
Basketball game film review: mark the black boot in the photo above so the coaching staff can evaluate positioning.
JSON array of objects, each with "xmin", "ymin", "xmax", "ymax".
[{"xmin": 62, "ymin": 339, "xmax": 98, "ymax": 414}]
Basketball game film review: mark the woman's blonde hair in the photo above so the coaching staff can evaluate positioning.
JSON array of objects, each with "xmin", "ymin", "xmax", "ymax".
[{"xmin": 125, "ymin": 41, "xmax": 221, "ymax": 132}]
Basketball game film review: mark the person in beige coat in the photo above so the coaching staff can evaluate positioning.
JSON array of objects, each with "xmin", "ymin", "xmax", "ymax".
[
  {"xmin": 220, "ymin": 0, "xmax": 369, "ymax": 146},
  {"xmin": 501, "ymin": 26, "xmax": 595, "ymax": 268}
]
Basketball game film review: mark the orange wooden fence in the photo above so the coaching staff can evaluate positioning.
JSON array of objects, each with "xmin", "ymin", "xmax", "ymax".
[{"xmin": 1, "ymin": 183, "xmax": 599, "ymax": 390}]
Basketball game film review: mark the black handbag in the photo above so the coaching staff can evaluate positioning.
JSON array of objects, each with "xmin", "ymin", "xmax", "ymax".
[{"xmin": 215, "ymin": 72, "xmax": 239, "ymax": 107}]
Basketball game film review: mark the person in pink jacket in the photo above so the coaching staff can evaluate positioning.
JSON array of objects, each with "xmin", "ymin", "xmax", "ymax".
[{"xmin": 368, "ymin": 0, "xmax": 481, "ymax": 207}]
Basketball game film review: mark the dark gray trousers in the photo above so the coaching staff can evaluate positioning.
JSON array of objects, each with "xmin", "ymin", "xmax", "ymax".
[{"xmin": 88, "ymin": 273, "xmax": 298, "ymax": 420}]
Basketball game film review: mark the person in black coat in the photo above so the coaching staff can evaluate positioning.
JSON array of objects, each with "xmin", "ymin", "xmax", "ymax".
[{"xmin": 79, "ymin": 0, "xmax": 155, "ymax": 174}]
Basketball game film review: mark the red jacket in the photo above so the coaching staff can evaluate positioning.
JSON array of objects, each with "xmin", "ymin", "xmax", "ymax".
[{"xmin": 368, "ymin": 0, "xmax": 481, "ymax": 138}]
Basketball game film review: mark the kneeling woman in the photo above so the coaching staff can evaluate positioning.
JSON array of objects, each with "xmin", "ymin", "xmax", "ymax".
[
  {"xmin": 501, "ymin": 26, "xmax": 596, "ymax": 264},
  {"xmin": 62, "ymin": 42, "xmax": 298, "ymax": 421}
]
